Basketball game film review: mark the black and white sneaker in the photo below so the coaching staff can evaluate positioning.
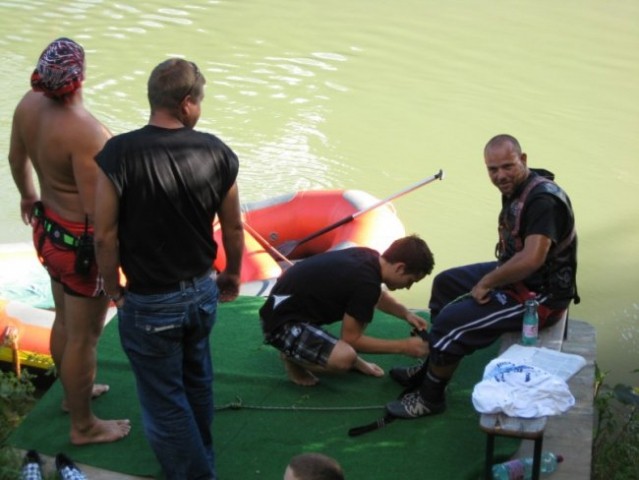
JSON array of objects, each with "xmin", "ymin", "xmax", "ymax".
[
  {"xmin": 389, "ymin": 361, "xmax": 425, "ymax": 387},
  {"xmin": 21, "ymin": 450, "xmax": 43, "ymax": 480},
  {"xmin": 55, "ymin": 453, "xmax": 87, "ymax": 480},
  {"xmin": 385, "ymin": 391, "xmax": 446, "ymax": 419}
]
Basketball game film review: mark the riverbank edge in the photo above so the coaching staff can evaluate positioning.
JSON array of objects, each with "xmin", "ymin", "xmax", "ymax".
[{"xmin": 512, "ymin": 319, "xmax": 596, "ymax": 479}]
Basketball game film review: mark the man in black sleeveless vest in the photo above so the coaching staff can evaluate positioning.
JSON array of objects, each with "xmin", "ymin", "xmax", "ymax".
[{"xmin": 386, "ymin": 134, "xmax": 579, "ymax": 419}]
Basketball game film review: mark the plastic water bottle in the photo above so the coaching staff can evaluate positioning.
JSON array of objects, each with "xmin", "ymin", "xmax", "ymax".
[
  {"xmin": 521, "ymin": 294, "xmax": 539, "ymax": 346},
  {"xmin": 492, "ymin": 452, "xmax": 563, "ymax": 480}
]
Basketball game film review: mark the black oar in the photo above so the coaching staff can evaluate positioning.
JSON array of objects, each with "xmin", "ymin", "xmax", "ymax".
[{"xmin": 277, "ymin": 170, "xmax": 445, "ymax": 257}]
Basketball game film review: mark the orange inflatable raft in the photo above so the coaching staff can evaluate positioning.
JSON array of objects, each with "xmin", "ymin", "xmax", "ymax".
[
  {"xmin": 0, "ymin": 299, "xmax": 55, "ymax": 373},
  {"xmin": 213, "ymin": 189, "xmax": 406, "ymax": 293},
  {"xmin": 1, "ymin": 189, "xmax": 405, "ymax": 371}
]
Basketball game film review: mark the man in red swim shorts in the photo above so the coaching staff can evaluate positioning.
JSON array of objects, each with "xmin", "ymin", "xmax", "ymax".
[
  {"xmin": 8, "ymin": 37, "xmax": 130, "ymax": 445},
  {"xmin": 32, "ymin": 202, "xmax": 103, "ymax": 297}
]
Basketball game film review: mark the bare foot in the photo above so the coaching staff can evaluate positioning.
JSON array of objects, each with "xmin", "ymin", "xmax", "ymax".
[
  {"xmin": 70, "ymin": 418, "xmax": 131, "ymax": 445},
  {"xmin": 354, "ymin": 358, "xmax": 385, "ymax": 377},
  {"xmin": 61, "ymin": 384, "xmax": 110, "ymax": 412},
  {"xmin": 282, "ymin": 356, "xmax": 319, "ymax": 386}
]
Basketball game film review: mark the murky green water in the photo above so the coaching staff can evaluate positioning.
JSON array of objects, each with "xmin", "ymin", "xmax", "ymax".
[{"xmin": 1, "ymin": 0, "xmax": 637, "ymax": 384}]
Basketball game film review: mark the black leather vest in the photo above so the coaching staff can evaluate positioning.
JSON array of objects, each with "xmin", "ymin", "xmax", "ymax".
[{"xmin": 496, "ymin": 169, "xmax": 578, "ymax": 302}]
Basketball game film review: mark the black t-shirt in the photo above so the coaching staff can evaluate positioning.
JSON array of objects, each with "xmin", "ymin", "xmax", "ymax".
[
  {"xmin": 259, "ymin": 247, "xmax": 382, "ymax": 334},
  {"xmin": 521, "ymin": 194, "xmax": 570, "ymax": 244},
  {"xmin": 95, "ymin": 125, "xmax": 239, "ymax": 290}
]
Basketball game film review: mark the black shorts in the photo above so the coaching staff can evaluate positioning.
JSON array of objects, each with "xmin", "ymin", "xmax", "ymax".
[{"xmin": 263, "ymin": 321, "xmax": 337, "ymax": 366}]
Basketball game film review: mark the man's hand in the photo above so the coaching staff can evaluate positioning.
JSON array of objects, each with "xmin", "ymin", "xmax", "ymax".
[
  {"xmin": 405, "ymin": 310, "xmax": 429, "ymax": 331},
  {"xmin": 403, "ymin": 336, "xmax": 429, "ymax": 357},
  {"xmin": 471, "ymin": 283, "xmax": 492, "ymax": 304},
  {"xmin": 217, "ymin": 272, "xmax": 240, "ymax": 302},
  {"xmin": 20, "ymin": 196, "xmax": 39, "ymax": 225}
]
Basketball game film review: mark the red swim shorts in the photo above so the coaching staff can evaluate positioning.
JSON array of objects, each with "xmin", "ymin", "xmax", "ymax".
[{"xmin": 32, "ymin": 207, "xmax": 103, "ymax": 298}]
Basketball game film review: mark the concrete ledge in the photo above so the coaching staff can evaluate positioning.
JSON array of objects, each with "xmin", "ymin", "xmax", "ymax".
[
  {"xmin": 498, "ymin": 309, "xmax": 568, "ymax": 353},
  {"xmin": 512, "ymin": 320, "xmax": 596, "ymax": 480}
]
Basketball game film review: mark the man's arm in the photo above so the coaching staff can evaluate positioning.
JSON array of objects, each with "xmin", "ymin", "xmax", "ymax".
[
  {"xmin": 93, "ymin": 169, "xmax": 122, "ymax": 299},
  {"xmin": 8, "ymin": 101, "xmax": 39, "ymax": 224},
  {"xmin": 340, "ymin": 313, "xmax": 427, "ymax": 357},
  {"xmin": 376, "ymin": 290, "xmax": 429, "ymax": 330},
  {"xmin": 216, "ymin": 182, "xmax": 244, "ymax": 302},
  {"xmin": 471, "ymin": 233, "xmax": 552, "ymax": 303}
]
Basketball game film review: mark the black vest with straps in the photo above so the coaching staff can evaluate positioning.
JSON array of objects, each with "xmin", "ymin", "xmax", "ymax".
[{"xmin": 496, "ymin": 169, "xmax": 579, "ymax": 303}]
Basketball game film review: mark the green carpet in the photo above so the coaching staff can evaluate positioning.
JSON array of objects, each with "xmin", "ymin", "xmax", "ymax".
[{"xmin": 9, "ymin": 296, "xmax": 518, "ymax": 479}]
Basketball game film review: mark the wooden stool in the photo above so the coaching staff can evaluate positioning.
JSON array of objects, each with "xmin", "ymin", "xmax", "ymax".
[{"xmin": 480, "ymin": 413, "xmax": 547, "ymax": 480}]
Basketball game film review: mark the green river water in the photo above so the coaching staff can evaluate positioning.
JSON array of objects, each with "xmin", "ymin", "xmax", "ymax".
[{"xmin": 0, "ymin": 0, "xmax": 637, "ymax": 384}]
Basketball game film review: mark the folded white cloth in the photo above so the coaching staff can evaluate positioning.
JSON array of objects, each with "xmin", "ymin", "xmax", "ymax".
[{"xmin": 472, "ymin": 359, "xmax": 575, "ymax": 417}]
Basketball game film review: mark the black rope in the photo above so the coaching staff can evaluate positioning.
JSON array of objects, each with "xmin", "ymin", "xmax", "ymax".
[
  {"xmin": 347, "ymin": 360, "xmax": 430, "ymax": 437},
  {"xmin": 215, "ymin": 396, "xmax": 384, "ymax": 413},
  {"xmin": 347, "ymin": 413, "xmax": 396, "ymax": 437},
  {"xmin": 216, "ymin": 358, "xmax": 431, "ymax": 438}
]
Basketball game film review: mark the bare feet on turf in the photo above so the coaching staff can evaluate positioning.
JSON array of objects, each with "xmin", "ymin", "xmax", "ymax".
[
  {"xmin": 282, "ymin": 355, "xmax": 319, "ymax": 386},
  {"xmin": 61, "ymin": 384, "xmax": 110, "ymax": 412},
  {"xmin": 354, "ymin": 358, "xmax": 385, "ymax": 377},
  {"xmin": 70, "ymin": 418, "xmax": 131, "ymax": 445}
]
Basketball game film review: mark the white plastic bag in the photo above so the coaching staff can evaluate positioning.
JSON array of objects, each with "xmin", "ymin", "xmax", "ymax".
[{"xmin": 472, "ymin": 359, "xmax": 575, "ymax": 417}]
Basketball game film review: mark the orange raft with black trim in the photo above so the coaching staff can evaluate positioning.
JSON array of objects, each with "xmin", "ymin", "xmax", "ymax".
[
  {"xmin": 1, "ymin": 189, "xmax": 405, "ymax": 371},
  {"xmin": 213, "ymin": 189, "xmax": 406, "ymax": 294}
]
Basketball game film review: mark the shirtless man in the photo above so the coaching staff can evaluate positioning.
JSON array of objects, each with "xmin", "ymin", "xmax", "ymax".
[{"xmin": 8, "ymin": 37, "xmax": 130, "ymax": 445}]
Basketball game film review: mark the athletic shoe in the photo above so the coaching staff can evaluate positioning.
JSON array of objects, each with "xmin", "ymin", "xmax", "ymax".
[
  {"xmin": 21, "ymin": 450, "xmax": 43, "ymax": 480},
  {"xmin": 385, "ymin": 391, "xmax": 446, "ymax": 419},
  {"xmin": 55, "ymin": 453, "xmax": 87, "ymax": 480},
  {"xmin": 389, "ymin": 361, "xmax": 425, "ymax": 387}
]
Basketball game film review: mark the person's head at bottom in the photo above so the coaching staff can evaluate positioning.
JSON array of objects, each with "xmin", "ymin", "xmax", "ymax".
[{"xmin": 284, "ymin": 452, "xmax": 345, "ymax": 480}]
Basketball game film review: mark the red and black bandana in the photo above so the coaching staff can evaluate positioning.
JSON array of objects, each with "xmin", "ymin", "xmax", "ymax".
[{"xmin": 30, "ymin": 37, "xmax": 85, "ymax": 99}]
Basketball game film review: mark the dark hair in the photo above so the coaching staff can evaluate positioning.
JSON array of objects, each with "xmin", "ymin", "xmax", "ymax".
[
  {"xmin": 288, "ymin": 453, "xmax": 344, "ymax": 480},
  {"xmin": 484, "ymin": 134, "xmax": 522, "ymax": 156},
  {"xmin": 147, "ymin": 58, "xmax": 205, "ymax": 113},
  {"xmin": 381, "ymin": 234, "xmax": 434, "ymax": 276}
]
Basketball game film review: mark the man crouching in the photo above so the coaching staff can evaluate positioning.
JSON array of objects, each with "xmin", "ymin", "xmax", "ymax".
[{"xmin": 259, "ymin": 235, "xmax": 434, "ymax": 386}]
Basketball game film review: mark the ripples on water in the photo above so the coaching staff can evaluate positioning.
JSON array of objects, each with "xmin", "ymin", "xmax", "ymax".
[
  {"xmin": 1, "ymin": 1, "xmax": 361, "ymax": 195},
  {"xmin": 205, "ymin": 50, "xmax": 357, "ymax": 195}
]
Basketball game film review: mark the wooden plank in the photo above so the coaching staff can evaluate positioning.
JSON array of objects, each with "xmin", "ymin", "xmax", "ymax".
[{"xmin": 480, "ymin": 413, "xmax": 547, "ymax": 440}]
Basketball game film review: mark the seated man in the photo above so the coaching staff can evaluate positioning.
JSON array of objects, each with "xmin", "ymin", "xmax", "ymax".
[
  {"xmin": 386, "ymin": 134, "xmax": 579, "ymax": 418},
  {"xmin": 259, "ymin": 234, "xmax": 435, "ymax": 386}
]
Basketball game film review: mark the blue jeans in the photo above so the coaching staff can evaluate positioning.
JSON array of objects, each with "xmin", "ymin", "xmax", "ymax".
[{"xmin": 118, "ymin": 275, "xmax": 218, "ymax": 480}]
